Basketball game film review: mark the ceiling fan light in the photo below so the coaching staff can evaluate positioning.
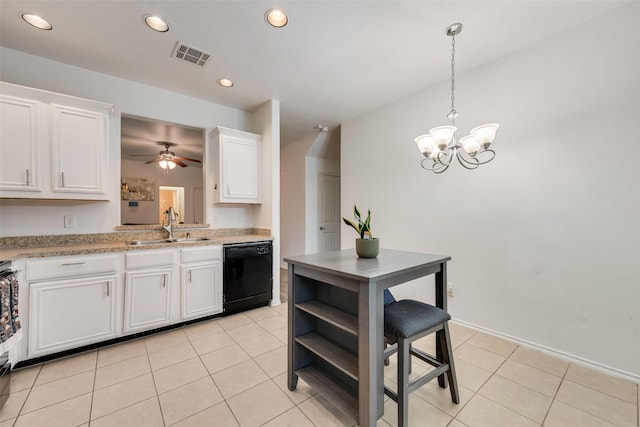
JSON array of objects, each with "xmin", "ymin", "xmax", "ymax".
[
  {"xmin": 158, "ymin": 160, "xmax": 168, "ymax": 169},
  {"xmin": 470, "ymin": 123, "xmax": 500, "ymax": 148},
  {"xmin": 429, "ymin": 126, "xmax": 457, "ymax": 150},
  {"xmin": 168, "ymin": 161, "xmax": 176, "ymax": 169},
  {"xmin": 459, "ymin": 135, "xmax": 481, "ymax": 156}
]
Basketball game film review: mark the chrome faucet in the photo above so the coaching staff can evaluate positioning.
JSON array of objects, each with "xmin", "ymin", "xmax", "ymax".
[{"xmin": 162, "ymin": 207, "xmax": 177, "ymax": 239}]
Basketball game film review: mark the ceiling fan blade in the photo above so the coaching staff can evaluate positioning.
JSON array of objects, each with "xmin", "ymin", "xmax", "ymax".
[
  {"xmin": 173, "ymin": 159, "xmax": 188, "ymax": 167},
  {"xmin": 174, "ymin": 156, "xmax": 201, "ymax": 163},
  {"xmin": 130, "ymin": 154, "xmax": 156, "ymax": 157}
]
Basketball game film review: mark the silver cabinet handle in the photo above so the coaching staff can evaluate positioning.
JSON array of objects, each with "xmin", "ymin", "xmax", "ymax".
[
  {"xmin": 61, "ymin": 171, "xmax": 65, "ymax": 187},
  {"xmin": 61, "ymin": 262, "xmax": 85, "ymax": 266},
  {"xmin": 319, "ymin": 226, "xmax": 326, "ymax": 230},
  {"xmin": 226, "ymin": 185, "xmax": 230, "ymax": 195},
  {"xmin": 188, "ymin": 270, "xmax": 192, "ymax": 283},
  {"xmin": 162, "ymin": 274, "xmax": 167, "ymax": 288},
  {"xmin": 26, "ymin": 169, "xmax": 31, "ymax": 186},
  {"xmin": 106, "ymin": 282, "xmax": 110, "ymax": 297}
]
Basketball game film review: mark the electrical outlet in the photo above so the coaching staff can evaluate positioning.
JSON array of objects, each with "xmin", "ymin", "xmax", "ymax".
[
  {"xmin": 64, "ymin": 215, "xmax": 76, "ymax": 228},
  {"xmin": 447, "ymin": 281, "xmax": 454, "ymax": 297}
]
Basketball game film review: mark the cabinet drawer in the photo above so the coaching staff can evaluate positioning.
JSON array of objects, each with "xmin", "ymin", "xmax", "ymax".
[
  {"xmin": 126, "ymin": 249, "xmax": 175, "ymax": 269},
  {"xmin": 181, "ymin": 245, "xmax": 221, "ymax": 264},
  {"xmin": 26, "ymin": 255, "xmax": 117, "ymax": 281}
]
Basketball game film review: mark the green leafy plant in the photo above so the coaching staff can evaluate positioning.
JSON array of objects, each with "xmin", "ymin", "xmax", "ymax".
[{"xmin": 342, "ymin": 205, "xmax": 372, "ymax": 239}]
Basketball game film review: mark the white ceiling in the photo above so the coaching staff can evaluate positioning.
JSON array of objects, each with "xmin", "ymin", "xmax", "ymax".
[{"xmin": 0, "ymin": 1, "xmax": 628, "ymax": 145}]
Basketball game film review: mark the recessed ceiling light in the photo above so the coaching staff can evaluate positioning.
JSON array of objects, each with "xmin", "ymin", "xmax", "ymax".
[
  {"xmin": 21, "ymin": 13, "xmax": 52, "ymax": 30},
  {"xmin": 144, "ymin": 15, "xmax": 169, "ymax": 32},
  {"xmin": 218, "ymin": 78, "xmax": 234, "ymax": 88},
  {"xmin": 265, "ymin": 8, "xmax": 288, "ymax": 28}
]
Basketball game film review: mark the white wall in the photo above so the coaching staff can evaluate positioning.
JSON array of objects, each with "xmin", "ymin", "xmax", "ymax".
[
  {"xmin": 280, "ymin": 131, "xmax": 340, "ymax": 267},
  {"xmin": 341, "ymin": 4, "xmax": 640, "ymax": 379},
  {"xmin": 0, "ymin": 47, "xmax": 255, "ymax": 236},
  {"xmin": 281, "ymin": 134, "xmax": 316, "ymax": 267},
  {"xmin": 250, "ymin": 100, "xmax": 281, "ymax": 305}
]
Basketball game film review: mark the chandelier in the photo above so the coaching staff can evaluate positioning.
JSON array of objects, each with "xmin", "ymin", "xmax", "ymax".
[{"xmin": 415, "ymin": 23, "xmax": 499, "ymax": 174}]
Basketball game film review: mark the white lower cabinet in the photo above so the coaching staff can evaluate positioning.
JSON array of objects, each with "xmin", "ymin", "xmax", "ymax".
[
  {"xmin": 181, "ymin": 246, "xmax": 222, "ymax": 320},
  {"xmin": 124, "ymin": 268, "xmax": 173, "ymax": 333},
  {"xmin": 22, "ymin": 244, "xmax": 225, "ymax": 362},
  {"xmin": 27, "ymin": 254, "xmax": 120, "ymax": 358},
  {"xmin": 124, "ymin": 249, "xmax": 176, "ymax": 334}
]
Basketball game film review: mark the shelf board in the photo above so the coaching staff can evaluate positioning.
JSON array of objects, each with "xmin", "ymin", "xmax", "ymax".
[
  {"xmin": 296, "ymin": 365, "xmax": 358, "ymax": 422},
  {"xmin": 296, "ymin": 333, "xmax": 358, "ymax": 380},
  {"xmin": 296, "ymin": 301, "xmax": 358, "ymax": 336}
]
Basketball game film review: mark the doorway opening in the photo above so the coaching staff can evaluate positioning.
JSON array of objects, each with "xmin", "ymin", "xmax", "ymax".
[{"xmin": 159, "ymin": 186, "xmax": 185, "ymax": 224}]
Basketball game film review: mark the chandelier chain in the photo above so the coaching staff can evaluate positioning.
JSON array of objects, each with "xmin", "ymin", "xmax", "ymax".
[{"xmin": 450, "ymin": 32, "xmax": 456, "ymax": 119}]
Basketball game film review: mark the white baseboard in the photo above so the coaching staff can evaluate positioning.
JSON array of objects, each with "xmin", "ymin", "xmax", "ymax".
[{"xmin": 451, "ymin": 318, "xmax": 640, "ymax": 384}]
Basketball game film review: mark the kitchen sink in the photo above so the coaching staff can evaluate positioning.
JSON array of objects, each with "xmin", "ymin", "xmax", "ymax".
[
  {"xmin": 171, "ymin": 237, "xmax": 210, "ymax": 243},
  {"xmin": 128, "ymin": 237, "xmax": 210, "ymax": 246}
]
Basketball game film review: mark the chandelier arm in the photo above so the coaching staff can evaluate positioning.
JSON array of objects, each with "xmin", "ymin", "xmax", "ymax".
[
  {"xmin": 455, "ymin": 151, "xmax": 480, "ymax": 170},
  {"xmin": 462, "ymin": 149, "xmax": 496, "ymax": 166},
  {"xmin": 420, "ymin": 158, "xmax": 449, "ymax": 173}
]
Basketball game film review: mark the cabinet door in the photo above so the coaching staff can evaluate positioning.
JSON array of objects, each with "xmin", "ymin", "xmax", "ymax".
[
  {"xmin": 181, "ymin": 261, "xmax": 222, "ymax": 320},
  {"xmin": 124, "ymin": 269, "xmax": 172, "ymax": 333},
  {"xmin": 29, "ymin": 275, "xmax": 118, "ymax": 357},
  {"xmin": 223, "ymin": 136, "xmax": 259, "ymax": 201},
  {"xmin": 50, "ymin": 104, "xmax": 108, "ymax": 197},
  {"xmin": 0, "ymin": 95, "xmax": 42, "ymax": 193},
  {"xmin": 213, "ymin": 127, "xmax": 262, "ymax": 204}
]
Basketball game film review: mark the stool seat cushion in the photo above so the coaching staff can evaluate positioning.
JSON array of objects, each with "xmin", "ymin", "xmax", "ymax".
[{"xmin": 384, "ymin": 300, "xmax": 451, "ymax": 339}]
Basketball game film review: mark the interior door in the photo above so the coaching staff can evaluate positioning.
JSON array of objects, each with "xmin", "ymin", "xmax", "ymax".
[{"xmin": 317, "ymin": 173, "xmax": 340, "ymax": 252}]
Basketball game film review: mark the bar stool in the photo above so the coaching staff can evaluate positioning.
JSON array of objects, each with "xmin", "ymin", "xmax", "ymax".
[{"xmin": 383, "ymin": 290, "xmax": 459, "ymax": 427}]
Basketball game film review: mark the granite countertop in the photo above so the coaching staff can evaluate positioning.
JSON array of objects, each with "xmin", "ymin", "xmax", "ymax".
[{"xmin": 0, "ymin": 228, "xmax": 272, "ymax": 261}]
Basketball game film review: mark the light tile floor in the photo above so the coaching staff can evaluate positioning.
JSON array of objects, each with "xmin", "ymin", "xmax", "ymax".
[{"xmin": 0, "ymin": 271, "xmax": 638, "ymax": 427}]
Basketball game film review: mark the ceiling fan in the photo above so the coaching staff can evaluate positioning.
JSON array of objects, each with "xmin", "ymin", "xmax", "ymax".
[{"xmin": 130, "ymin": 141, "xmax": 201, "ymax": 172}]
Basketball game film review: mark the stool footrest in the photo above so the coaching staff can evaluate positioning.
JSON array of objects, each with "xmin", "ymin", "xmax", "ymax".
[
  {"xmin": 384, "ymin": 363, "xmax": 450, "ymax": 402},
  {"xmin": 408, "ymin": 364, "xmax": 449, "ymax": 393},
  {"xmin": 410, "ymin": 347, "xmax": 441, "ymax": 369}
]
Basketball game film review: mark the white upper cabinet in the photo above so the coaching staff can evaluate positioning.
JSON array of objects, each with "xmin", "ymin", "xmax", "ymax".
[
  {"xmin": 0, "ymin": 95, "xmax": 43, "ymax": 193},
  {"xmin": 50, "ymin": 104, "xmax": 107, "ymax": 195},
  {"xmin": 0, "ymin": 82, "xmax": 110, "ymax": 200},
  {"xmin": 212, "ymin": 126, "xmax": 262, "ymax": 204}
]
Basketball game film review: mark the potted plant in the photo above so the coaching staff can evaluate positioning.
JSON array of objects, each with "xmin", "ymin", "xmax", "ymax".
[{"xmin": 342, "ymin": 205, "xmax": 379, "ymax": 258}]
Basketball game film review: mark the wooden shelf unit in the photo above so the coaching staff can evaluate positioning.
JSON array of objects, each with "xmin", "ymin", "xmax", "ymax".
[{"xmin": 291, "ymin": 273, "xmax": 361, "ymax": 421}]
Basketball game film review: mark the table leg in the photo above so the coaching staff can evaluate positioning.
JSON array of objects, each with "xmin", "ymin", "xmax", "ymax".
[
  {"xmin": 287, "ymin": 267, "xmax": 298, "ymax": 390},
  {"xmin": 358, "ymin": 281, "xmax": 380, "ymax": 426},
  {"xmin": 435, "ymin": 262, "xmax": 447, "ymax": 388}
]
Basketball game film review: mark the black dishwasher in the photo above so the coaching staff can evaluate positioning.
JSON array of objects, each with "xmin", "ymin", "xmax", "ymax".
[{"xmin": 223, "ymin": 241, "xmax": 273, "ymax": 314}]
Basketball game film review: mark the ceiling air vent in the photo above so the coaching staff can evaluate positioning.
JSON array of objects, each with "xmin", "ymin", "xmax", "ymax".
[{"xmin": 172, "ymin": 42, "xmax": 210, "ymax": 67}]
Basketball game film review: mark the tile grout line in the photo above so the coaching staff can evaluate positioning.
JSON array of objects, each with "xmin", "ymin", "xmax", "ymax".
[
  {"xmin": 144, "ymin": 337, "xmax": 168, "ymax": 427},
  {"xmin": 465, "ymin": 343, "xmax": 553, "ymax": 425},
  {"xmin": 87, "ymin": 351, "xmax": 99, "ymax": 425}
]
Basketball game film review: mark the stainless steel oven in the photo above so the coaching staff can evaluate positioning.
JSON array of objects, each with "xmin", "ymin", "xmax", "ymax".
[{"xmin": 223, "ymin": 242, "xmax": 273, "ymax": 314}]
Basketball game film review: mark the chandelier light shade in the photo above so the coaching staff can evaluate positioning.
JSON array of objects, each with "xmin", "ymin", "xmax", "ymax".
[{"xmin": 415, "ymin": 23, "xmax": 500, "ymax": 173}]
